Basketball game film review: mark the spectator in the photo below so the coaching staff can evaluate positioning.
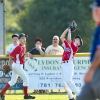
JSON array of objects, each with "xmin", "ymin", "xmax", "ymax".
[
  {"xmin": 45, "ymin": 35, "xmax": 64, "ymax": 55},
  {"xmin": 29, "ymin": 38, "xmax": 45, "ymax": 93},
  {"xmin": 6, "ymin": 34, "xmax": 19, "ymax": 94},
  {"xmin": 45, "ymin": 35, "xmax": 64, "ymax": 93},
  {"xmin": 29, "ymin": 38, "xmax": 45, "ymax": 57},
  {"xmin": 6, "ymin": 34, "xmax": 19, "ymax": 56}
]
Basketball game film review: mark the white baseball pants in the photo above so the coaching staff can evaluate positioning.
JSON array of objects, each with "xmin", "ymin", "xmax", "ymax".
[
  {"xmin": 62, "ymin": 60, "xmax": 80, "ymax": 99},
  {"xmin": 8, "ymin": 62, "xmax": 29, "ymax": 86}
]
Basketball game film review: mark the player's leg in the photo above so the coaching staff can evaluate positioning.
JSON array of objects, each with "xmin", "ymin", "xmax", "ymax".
[
  {"xmin": 15, "ymin": 65, "xmax": 35, "ymax": 99},
  {"xmin": 76, "ymin": 82, "xmax": 96, "ymax": 100},
  {"xmin": 63, "ymin": 81, "xmax": 74, "ymax": 99},
  {"xmin": 62, "ymin": 63, "xmax": 75, "ymax": 100},
  {"xmin": 65, "ymin": 62, "xmax": 80, "ymax": 96},
  {"xmin": 0, "ymin": 70, "xmax": 18, "ymax": 100}
]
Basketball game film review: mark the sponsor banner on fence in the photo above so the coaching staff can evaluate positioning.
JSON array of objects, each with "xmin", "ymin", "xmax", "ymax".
[
  {"xmin": 0, "ymin": 58, "xmax": 23, "ymax": 90},
  {"xmin": 25, "ymin": 56, "xmax": 90, "ymax": 89}
]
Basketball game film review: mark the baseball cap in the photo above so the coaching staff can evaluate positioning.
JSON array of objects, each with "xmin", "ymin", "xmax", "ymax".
[
  {"xmin": 12, "ymin": 34, "xmax": 19, "ymax": 38},
  {"xmin": 53, "ymin": 35, "xmax": 59, "ymax": 40},
  {"xmin": 90, "ymin": 0, "xmax": 100, "ymax": 8},
  {"xmin": 35, "ymin": 38, "xmax": 42, "ymax": 43},
  {"xmin": 18, "ymin": 33, "xmax": 28, "ymax": 39},
  {"xmin": 74, "ymin": 35, "xmax": 83, "ymax": 47}
]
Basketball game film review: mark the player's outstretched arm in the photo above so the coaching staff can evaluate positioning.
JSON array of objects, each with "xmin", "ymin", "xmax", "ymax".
[
  {"xmin": 60, "ymin": 28, "xmax": 70, "ymax": 43},
  {"xmin": 29, "ymin": 53, "xmax": 33, "ymax": 59},
  {"xmin": 84, "ymin": 49, "xmax": 100, "ymax": 83}
]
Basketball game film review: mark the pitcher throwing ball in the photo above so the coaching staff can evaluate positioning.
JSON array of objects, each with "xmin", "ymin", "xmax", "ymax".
[
  {"xmin": 60, "ymin": 21, "xmax": 83, "ymax": 100},
  {"xmin": 0, "ymin": 33, "xmax": 35, "ymax": 100}
]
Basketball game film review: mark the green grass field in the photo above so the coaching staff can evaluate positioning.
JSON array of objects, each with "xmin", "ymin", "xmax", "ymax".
[
  {"xmin": 4, "ymin": 91, "xmax": 75, "ymax": 100},
  {"xmin": 5, "ymin": 94, "xmax": 70, "ymax": 100}
]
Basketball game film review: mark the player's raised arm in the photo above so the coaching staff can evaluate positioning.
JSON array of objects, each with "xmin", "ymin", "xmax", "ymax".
[
  {"xmin": 60, "ymin": 21, "xmax": 77, "ymax": 43},
  {"xmin": 67, "ymin": 29, "xmax": 71, "ymax": 44},
  {"xmin": 60, "ymin": 28, "xmax": 69, "ymax": 43}
]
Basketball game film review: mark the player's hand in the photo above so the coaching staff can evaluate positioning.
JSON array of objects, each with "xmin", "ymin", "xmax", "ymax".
[
  {"xmin": 29, "ymin": 53, "xmax": 33, "ymax": 59},
  {"xmin": 24, "ymin": 52, "xmax": 29, "ymax": 57},
  {"xmin": 84, "ymin": 69, "xmax": 94, "ymax": 83}
]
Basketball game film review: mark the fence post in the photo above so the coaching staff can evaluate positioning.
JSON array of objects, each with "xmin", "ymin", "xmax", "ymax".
[{"xmin": 0, "ymin": 0, "xmax": 6, "ymax": 54}]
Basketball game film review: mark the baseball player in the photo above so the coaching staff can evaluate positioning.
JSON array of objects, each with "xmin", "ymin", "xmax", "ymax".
[
  {"xmin": 77, "ymin": 0, "xmax": 100, "ymax": 100},
  {"xmin": 60, "ymin": 27, "xmax": 83, "ymax": 100},
  {"xmin": 6, "ymin": 34, "xmax": 19, "ymax": 94},
  {"xmin": 0, "ymin": 33, "xmax": 35, "ymax": 100}
]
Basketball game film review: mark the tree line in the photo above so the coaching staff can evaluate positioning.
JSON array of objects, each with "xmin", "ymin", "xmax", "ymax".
[{"xmin": 6, "ymin": 0, "xmax": 95, "ymax": 52}]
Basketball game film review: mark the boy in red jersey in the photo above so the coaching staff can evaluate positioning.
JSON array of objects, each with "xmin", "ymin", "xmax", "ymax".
[
  {"xmin": 60, "ymin": 28, "xmax": 83, "ymax": 100},
  {"xmin": 0, "ymin": 33, "xmax": 35, "ymax": 100}
]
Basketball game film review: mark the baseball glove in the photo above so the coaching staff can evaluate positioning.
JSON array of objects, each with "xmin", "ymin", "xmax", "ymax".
[
  {"xmin": 3, "ymin": 65, "xmax": 11, "ymax": 74},
  {"xmin": 68, "ymin": 21, "xmax": 77, "ymax": 32}
]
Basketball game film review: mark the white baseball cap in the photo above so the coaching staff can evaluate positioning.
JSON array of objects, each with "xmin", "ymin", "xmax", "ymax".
[{"xmin": 53, "ymin": 35, "xmax": 59, "ymax": 40}]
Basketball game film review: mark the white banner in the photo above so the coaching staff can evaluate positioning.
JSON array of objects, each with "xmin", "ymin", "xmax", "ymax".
[{"xmin": 24, "ymin": 56, "xmax": 90, "ymax": 89}]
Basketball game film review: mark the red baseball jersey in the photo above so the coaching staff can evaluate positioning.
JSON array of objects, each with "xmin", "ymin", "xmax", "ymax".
[
  {"xmin": 10, "ymin": 44, "xmax": 26, "ymax": 64},
  {"xmin": 62, "ymin": 40, "xmax": 78, "ymax": 61}
]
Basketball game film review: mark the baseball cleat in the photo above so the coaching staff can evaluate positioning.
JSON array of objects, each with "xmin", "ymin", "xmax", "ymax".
[
  {"xmin": 24, "ymin": 95, "xmax": 35, "ymax": 99},
  {"xmin": 0, "ymin": 94, "xmax": 5, "ymax": 100},
  {"xmin": 69, "ymin": 97, "xmax": 75, "ymax": 100}
]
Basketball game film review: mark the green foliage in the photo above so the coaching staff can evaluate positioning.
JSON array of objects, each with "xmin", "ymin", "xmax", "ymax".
[
  {"xmin": 6, "ymin": 0, "xmax": 28, "ymax": 34},
  {"xmin": 18, "ymin": 0, "xmax": 95, "ymax": 52},
  {"xmin": 6, "ymin": 0, "xmax": 28, "ymax": 49},
  {"xmin": 7, "ymin": 0, "xmax": 95, "ymax": 52}
]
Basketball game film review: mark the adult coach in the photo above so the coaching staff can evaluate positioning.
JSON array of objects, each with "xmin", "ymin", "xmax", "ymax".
[
  {"xmin": 0, "ymin": 33, "xmax": 35, "ymax": 100},
  {"xmin": 77, "ymin": 0, "xmax": 100, "ymax": 100},
  {"xmin": 60, "ymin": 28, "xmax": 83, "ymax": 100}
]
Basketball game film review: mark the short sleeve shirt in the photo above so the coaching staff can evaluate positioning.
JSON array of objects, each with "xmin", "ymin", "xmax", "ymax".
[
  {"xmin": 29, "ymin": 47, "xmax": 45, "ymax": 55},
  {"xmin": 90, "ymin": 26, "xmax": 100, "ymax": 62},
  {"xmin": 7, "ymin": 44, "xmax": 18, "ymax": 53},
  {"xmin": 62, "ymin": 40, "xmax": 78, "ymax": 61},
  {"xmin": 45, "ymin": 45, "xmax": 64, "ymax": 54},
  {"xmin": 71, "ymin": 42, "xmax": 78, "ymax": 56},
  {"xmin": 10, "ymin": 44, "xmax": 26, "ymax": 64}
]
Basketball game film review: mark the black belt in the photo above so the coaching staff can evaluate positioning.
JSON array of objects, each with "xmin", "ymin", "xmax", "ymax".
[{"xmin": 62, "ymin": 61, "xmax": 68, "ymax": 63}]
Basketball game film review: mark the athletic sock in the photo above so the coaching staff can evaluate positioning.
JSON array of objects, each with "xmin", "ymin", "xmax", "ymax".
[
  {"xmin": 1, "ymin": 83, "xmax": 10, "ymax": 95},
  {"xmin": 23, "ymin": 86, "xmax": 28, "ymax": 96}
]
